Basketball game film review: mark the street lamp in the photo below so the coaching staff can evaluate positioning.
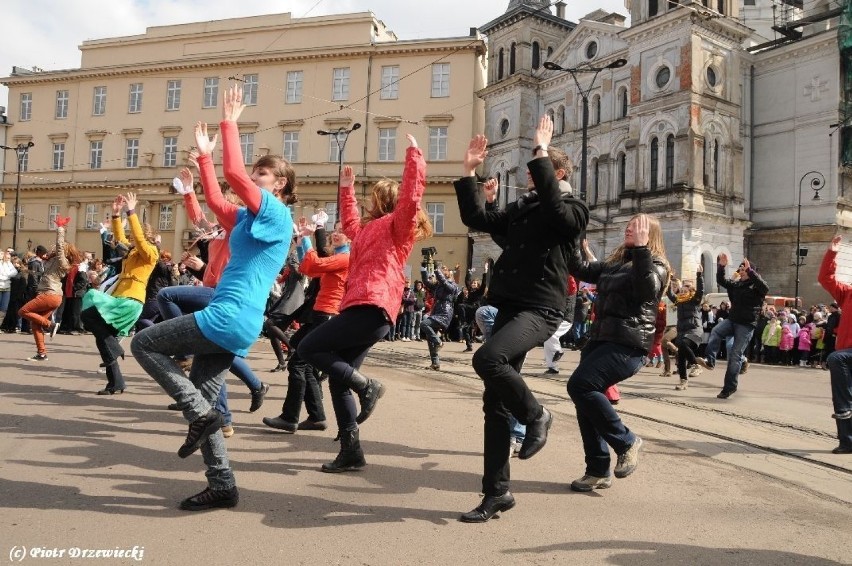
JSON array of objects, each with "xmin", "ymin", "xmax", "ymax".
[
  {"xmin": 795, "ymin": 170, "xmax": 825, "ymax": 304},
  {"xmin": 543, "ymin": 59, "xmax": 627, "ymax": 201},
  {"xmin": 0, "ymin": 141, "xmax": 34, "ymax": 252},
  {"xmin": 317, "ymin": 123, "xmax": 361, "ymax": 223}
]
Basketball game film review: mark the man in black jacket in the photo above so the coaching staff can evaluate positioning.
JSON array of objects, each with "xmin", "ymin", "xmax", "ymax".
[
  {"xmin": 703, "ymin": 255, "xmax": 769, "ymax": 398},
  {"xmin": 454, "ymin": 116, "xmax": 589, "ymax": 523}
]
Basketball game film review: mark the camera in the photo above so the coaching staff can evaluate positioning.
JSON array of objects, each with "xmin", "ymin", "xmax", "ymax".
[
  {"xmin": 421, "ymin": 247, "xmax": 438, "ymax": 272},
  {"xmin": 421, "ymin": 247, "xmax": 437, "ymax": 257}
]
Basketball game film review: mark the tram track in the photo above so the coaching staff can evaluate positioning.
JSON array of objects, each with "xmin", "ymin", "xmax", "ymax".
[{"xmin": 368, "ymin": 345, "xmax": 852, "ymax": 479}]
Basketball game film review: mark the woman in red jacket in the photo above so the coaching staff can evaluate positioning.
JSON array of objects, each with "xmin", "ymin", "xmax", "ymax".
[{"xmin": 298, "ymin": 134, "xmax": 432, "ymax": 472}]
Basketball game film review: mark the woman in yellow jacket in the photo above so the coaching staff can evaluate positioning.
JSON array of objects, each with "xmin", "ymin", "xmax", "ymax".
[{"xmin": 82, "ymin": 193, "xmax": 158, "ymax": 394}]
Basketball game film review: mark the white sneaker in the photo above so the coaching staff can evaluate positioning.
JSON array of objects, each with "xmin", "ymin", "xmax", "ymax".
[
  {"xmin": 688, "ymin": 365, "xmax": 702, "ymax": 378},
  {"xmin": 674, "ymin": 378, "xmax": 688, "ymax": 391}
]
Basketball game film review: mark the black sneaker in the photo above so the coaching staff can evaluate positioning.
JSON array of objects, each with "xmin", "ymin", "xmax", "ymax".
[
  {"xmin": 249, "ymin": 383, "xmax": 270, "ymax": 413},
  {"xmin": 179, "ymin": 486, "xmax": 239, "ymax": 511},
  {"xmin": 178, "ymin": 410, "xmax": 224, "ymax": 458},
  {"xmin": 262, "ymin": 416, "xmax": 297, "ymax": 433},
  {"xmin": 28, "ymin": 353, "xmax": 48, "ymax": 361},
  {"xmin": 167, "ymin": 403, "xmax": 181, "ymax": 411},
  {"xmin": 716, "ymin": 389, "xmax": 736, "ymax": 399},
  {"xmin": 544, "ymin": 368, "xmax": 559, "ymax": 375},
  {"xmin": 552, "ymin": 350, "xmax": 564, "ymax": 363}
]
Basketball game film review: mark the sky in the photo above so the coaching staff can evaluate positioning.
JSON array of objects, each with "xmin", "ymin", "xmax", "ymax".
[{"xmin": 0, "ymin": 0, "xmax": 629, "ymax": 109}]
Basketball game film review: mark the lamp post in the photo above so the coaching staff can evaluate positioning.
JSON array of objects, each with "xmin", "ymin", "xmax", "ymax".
[
  {"xmin": 317, "ymin": 123, "xmax": 361, "ymax": 224},
  {"xmin": 543, "ymin": 59, "xmax": 627, "ymax": 200},
  {"xmin": 795, "ymin": 170, "xmax": 825, "ymax": 304},
  {"xmin": 0, "ymin": 141, "xmax": 34, "ymax": 252}
]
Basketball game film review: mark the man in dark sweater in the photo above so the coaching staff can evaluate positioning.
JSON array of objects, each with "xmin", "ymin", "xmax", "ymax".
[
  {"xmin": 702, "ymin": 255, "xmax": 769, "ymax": 399},
  {"xmin": 454, "ymin": 116, "xmax": 589, "ymax": 522}
]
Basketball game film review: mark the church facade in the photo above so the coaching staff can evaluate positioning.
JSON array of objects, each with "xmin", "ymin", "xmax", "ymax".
[{"xmin": 476, "ymin": 0, "xmax": 852, "ymax": 305}]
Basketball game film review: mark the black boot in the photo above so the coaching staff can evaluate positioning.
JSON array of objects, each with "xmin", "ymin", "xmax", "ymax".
[
  {"xmin": 321, "ymin": 429, "xmax": 366, "ymax": 473},
  {"xmin": 97, "ymin": 362, "xmax": 126, "ymax": 395},
  {"xmin": 345, "ymin": 369, "xmax": 386, "ymax": 424}
]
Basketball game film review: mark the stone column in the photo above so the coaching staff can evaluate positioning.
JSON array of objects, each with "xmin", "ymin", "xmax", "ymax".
[
  {"xmin": 172, "ymin": 201, "xmax": 186, "ymax": 259},
  {"xmin": 66, "ymin": 202, "xmax": 79, "ymax": 243}
]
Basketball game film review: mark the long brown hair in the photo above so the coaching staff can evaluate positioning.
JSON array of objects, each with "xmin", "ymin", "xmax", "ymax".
[
  {"xmin": 64, "ymin": 242, "xmax": 85, "ymax": 265},
  {"xmin": 253, "ymin": 155, "xmax": 297, "ymax": 205},
  {"xmin": 606, "ymin": 213, "xmax": 671, "ymax": 287},
  {"xmin": 361, "ymin": 178, "xmax": 433, "ymax": 240}
]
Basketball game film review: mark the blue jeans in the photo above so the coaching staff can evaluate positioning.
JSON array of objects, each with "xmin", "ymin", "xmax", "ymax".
[
  {"xmin": 131, "ymin": 314, "xmax": 236, "ymax": 490},
  {"xmin": 0, "ymin": 289, "xmax": 10, "ymax": 313},
  {"xmin": 706, "ymin": 318, "xmax": 754, "ymax": 392},
  {"xmin": 411, "ymin": 310, "xmax": 423, "ymax": 339},
  {"xmin": 420, "ymin": 316, "xmax": 445, "ymax": 365},
  {"xmin": 826, "ymin": 349, "xmax": 852, "ymax": 448},
  {"xmin": 567, "ymin": 341, "xmax": 646, "ymax": 478},
  {"xmin": 475, "ymin": 305, "xmax": 498, "ymax": 341}
]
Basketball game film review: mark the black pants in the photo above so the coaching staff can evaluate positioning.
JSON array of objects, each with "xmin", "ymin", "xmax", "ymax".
[
  {"xmin": 59, "ymin": 296, "xmax": 84, "ymax": 332},
  {"xmin": 280, "ymin": 311, "xmax": 330, "ymax": 424},
  {"xmin": 298, "ymin": 306, "xmax": 390, "ymax": 433},
  {"xmin": 472, "ymin": 305, "xmax": 560, "ymax": 496},
  {"xmin": 674, "ymin": 336, "xmax": 699, "ymax": 379},
  {"xmin": 81, "ymin": 306, "xmax": 126, "ymax": 390}
]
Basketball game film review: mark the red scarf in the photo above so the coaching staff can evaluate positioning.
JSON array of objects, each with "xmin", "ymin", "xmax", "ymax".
[{"xmin": 65, "ymin": 264, "xmax": 79, "ymax": 297}]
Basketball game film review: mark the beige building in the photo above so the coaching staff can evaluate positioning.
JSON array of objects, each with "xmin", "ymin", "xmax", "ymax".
[{"xmin": 0, "ymin": 11, "xmax": 486, "ymax": 281}]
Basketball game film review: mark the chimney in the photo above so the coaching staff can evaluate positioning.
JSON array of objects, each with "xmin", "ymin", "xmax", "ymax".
[
  {"xmin": 555, "ymin": 1, "xmax": 566, "ymax": 19},
  {"xmin": 469, "ymin": 27, "xmax": 478, "ymax": 37}
]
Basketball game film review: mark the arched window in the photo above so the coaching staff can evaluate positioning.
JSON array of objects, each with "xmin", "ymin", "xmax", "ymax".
[
  {"xmin": 649, "ymin": 0, "xmax": 659, "ymax": 17},
  {"xmin": 498, "ymin": 48, "xmax": 504, "ymax": 80},
  {"xmin": 532, "ymin": 42, "xmax": 540, "ymax": 70},
  {"xmin": 713, "ymin": 140, "xmax": 720, "ymax": 191},
  {"xmin": 717, "ymin": 0, "xmax": 724, "ymax": 14},
  {"xmin": 665, "ymin": 134, "xmax": 675, "ymax": 188},
  {"xmin": 557, "ymin": 105, "xmax": 565, "ymax": 134},
  {"xmin": 510, "ymin": 43, "xmax": 517, "ymax": 75},
  {"xmin": 618, "ymin": 152, "xmax": 627, "ymax": 193},
  {"xmin": 703, "ymin": 138, "xmax": 709, "ymax": 187},
  {"xmin": 547, "ymin": 108, "xmax": 555, "ymax": 125},
  {"xmin": 592, "ymin": 158, "xmax": 600, "ymax": 204},
  {"xmin": 547, "ymin": 46, "xmax": 554, "ymax": 59},
  {"xmin": 619, "ymin": 88, "xmax": 628, "ymax": 119},
  {"xmin": 591, "ymin": 94, "xmax": 601, "ymax": 125},
  {"xmin": 650, "ymin": 137, "xmax": 659, "ymax": 191}
]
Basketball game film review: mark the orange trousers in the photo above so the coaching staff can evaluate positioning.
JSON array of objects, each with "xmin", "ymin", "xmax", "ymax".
[{"xmin": 19, "ymin": 293, "xmax": 62, "ymax": 355}]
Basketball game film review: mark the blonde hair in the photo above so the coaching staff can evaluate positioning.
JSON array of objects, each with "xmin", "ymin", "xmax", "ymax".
[
  {"xmin": 361, "ymin": 178, "xmax": 433, "ymax": 240},
  {"xmin": 606, "ymin": 213, "xmax": 671, "ymax": 287}
]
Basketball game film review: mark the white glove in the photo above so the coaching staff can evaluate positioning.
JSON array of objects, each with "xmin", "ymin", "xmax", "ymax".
[
  {"xmin": 311, "ymin": 210, "xmax": 329, "ymax": 229},
  {"xmin": 172, "ymin": 177, "xmax": 192, "ymax": 195}
]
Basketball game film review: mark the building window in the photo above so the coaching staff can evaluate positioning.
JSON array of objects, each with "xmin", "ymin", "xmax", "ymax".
[
  {"xmin": 166, "ymin": 80, "xmax": 181, "ymax": 111},
  {"xmin": 532, "ymin": 42, "xmax": 541, "ymax": 70},
  {"xmin": 55, "ymin": 90, "xmax": 69, "ymax": 119},
  {"xmin": 717, "ymin": 0, "xmax": 724, "ymax": 14},
  {"xmin": 16, "ymin": 206, "xmax": 24, "ymax": 230},
  {"xmin": 713, "ymin": 140, "xmax": 720, "ymax": 191},
  {"xmin": 431, "ymin": 63, "xmax": 450, "ymax": 97},
  {"xmin": 243, "ymin": 74, "xmax": 258, "ymax": 106},
  {"xmin": 85, "ymin": 204, "xmax": 99, "ymax": 229},
  {"xmin": 159, "ymin": 204, "xmax": 174, "ymax": 231},
  {"xmin": 90, "ymin": 141, "xmax": 103, "ymax": 169},
  {"xmin": 619, "ymin": 88, "xmax": 628, "ymax": 119},
  {"xmin": 586, "ymin": 41, "xmax": 598, "ymax": 60},
  {"xmin": 240, "ymin": 133, "xmax": 254, "ymax": 165},
  {"xmin": 93, "ymin": 86, "xmax": 107, "ymax": 116},
  {"xmin": 592, "ymin": 95, "xmax": 601, "ymax": 125},
  {"xmin": 618, "ymin": 152, "xmax": 627, "ymax": 193},
  {"xmin": 426, "ymin": 202, "xmax": 445, "ymax": 234},
  {"xmin": 128, "ymin": 83, "xmax": 143, "ymax": 113},
  {"xmin": 328, "ymin": 136, "xmax": 342, "ymax": 163},
  {"xmin": 286, "ymin": 71, "xmax": 303, "ymax": 104},
  {"xmin": 650, "ymin": 137, "xmax": 659, "ymax": 191},
  {"xmin": 125, "ymin": 139, "xmax": 139, "ymax": 168},
  {"xmin": 52, "ymin": 143, "xmax": 65, "ymax": 170},
  {"xmin": 163, "ymin": 136, "xmax": 178, "ymax": 167},
  {"xmin": 48, "ymin": 205, "xmax": 60, "ymax": 228},
  {"xmin": 19, "ymin": 150, "xmax": 29, "ymax": 172},
  {"xmin": 428, "ymin": 126, "xmax": 448, "ymax": 161},
  {"xmin": 378, "ymin": 128, "xmax": 396, "ymax": 162},
  {"xmin": 200, "ymin": 77, "xmax": 218, "ymax": 108},
  {"xmin": 20, "ymin": 93, "xmax": 32, "ymax": 121},
  {"xmin": 510, "ymin": 43, "xmax": 517, "ymax": 75},
  {"xmin": 283, "ymin": 132, "xmax": 299, "ymax": 163},
  {"xmin": 498, "ymin": 48, "xmax": 504, "ymax": 80},
  {"xmin": 324, "ymin": 202, "xmax": 337, "ymax": 230},
  {"xmin": 665, "ymin": 134, "xmax": 675, "ymax": 188},
  {"xmin": 332, "ymin": 67, "xmax": 350, "ymax": 101},
  {"xmin": 592, "ymin": 158, "xmax": 600, "ymax": 204},
  {"xmin": 655, "ymin": 67, "xmax": 671, "ymax": 89},
  {"xmin": 650, "ymin": 0, "xmax": 659, "ymax": 17},
  {"xmin": 380, "ymin": 66, "xmax": 399, "ymax": 100},
  {"xmin": 500, "ymin": 118, "xmax": 510, "ymax": 138},
  {"xmin": 557, "ymin": 106, "xmax": 565, "ymax": 134}
]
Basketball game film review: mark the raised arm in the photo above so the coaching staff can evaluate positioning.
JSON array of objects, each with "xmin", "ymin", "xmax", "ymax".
[
  {"xmin": 193, "ymin": 122, "xmax": 239, "ymax": 231},
  {"xmin": 454, "ymin": 135, "xmax": 509, "ymax": 235},
  {"xmin": 716, "ymin": 254, "xmax": 731, "ymax": 289},
  {"xmin": 220, "ymin": 86, "xmax": 262, "ymax": 214},
  {"xmin": 819, "ymin": 235, "xmax": 852, "ymax": 303},
  {"xmin": 52, "ymin": 218, "xmax": 70, "ymax": 271},
  {"xmin": 111, "ymin": 196, "xmax": 129, "ymax": 246},
  {"xmin": 569, "ymin": 240, "xmax": 605, "ymax": 284},
  {"xmin": 390, "ymin": 135, "xmax": 426, "ymax": 244},
  {"xmin": 694, "ymin": 265, "xmax": 705, "ymax": 303},
  {"xmin": 122, "ymin": 192, "xmax": 158, "ymax": 264},
  {"xmin": 338, "ymin": 165, "xmax": 361, "ymax": 241}
]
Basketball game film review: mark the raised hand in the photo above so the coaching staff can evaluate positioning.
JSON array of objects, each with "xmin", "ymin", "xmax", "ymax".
[
  {"xmin": 634, "ymin": 214, "xmax": 650, "ymax": 247},
  {"xmin": 533, "ymin": 114, "xmax": 554, "ymax": 149},
  {"xmin": 406, "ymin": 133, "xmax": 418, "ymax": 149},
  {"xmin": 697, "ymin": 263, "xmax": 703, "ymax": 274},
  {"xmin": 742, "ymin": 257, "xmax": 751, "ymax": 271},
  {"xmin": 222, "ymin": 85, "xmax": 246, "ymax": 122},
  {"xmin": 55, "ymin": 216, "xmax": 71, "ymax": 228},
  {"xmin": 173, "ymin": 167, "xmax": 194, "ymax": 195},
  {"xmin": 194, "ymin": 122, "xmax": 218, "ymax": 156},
  {"xmin": 182, "ymin": 255, "xmax": 204, "ymax": 271},
  {"xmin": 111, "ymin": 196, "xmax": 124, "ymax": 215},
  {"xmin": 340, "ymin": 165, "xmax": 355, "ymax": 187},
  {"xmin": 297, "ymin": 216, "xmax": 315, "ymax": 237},
  {"xmin": 312, "ymin": 209, "xmax": 329, "ymax": 229},
  {"xmin": 463, "ymin": 135, "xmax": 488, "ymax": 175},
  {"xmin": 717, "ymin": 253, "xmax": 729, "ymax": 267},
  {"xmin": 482, "ymin": 177, "xmax": 498, "ymax": 203},
  {"xmin": 830, "ymin": 234, "xmax": 842, "ymax": 252},
  {"xmin": 124, "ymin": 192, "xmax": 138, "ymax": 212}
]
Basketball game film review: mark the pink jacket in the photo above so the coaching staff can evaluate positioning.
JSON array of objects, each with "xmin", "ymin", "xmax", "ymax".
[
  {"xmin": 797, "ymin": 325, "xmax": 812, "ymax": 351},
  {"xmin": 338, "ymin": 146, "xmax": 426, "ymax": 324},
  {"xmin": 779, "ymin": 324, "xmax": 794, "ymax": 351}
]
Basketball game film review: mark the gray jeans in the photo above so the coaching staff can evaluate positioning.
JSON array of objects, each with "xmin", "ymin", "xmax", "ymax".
[{"xmin": 130, "ymin": 313, "xmax": 236, "ymax": 490}]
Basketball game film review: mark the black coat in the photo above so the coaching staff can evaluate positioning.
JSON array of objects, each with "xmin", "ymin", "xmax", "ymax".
[
  {"xmin": 666, "ymin": 270, "xmax": 705, "ymax": 345},
  {"xmin": 717, "ymin": 265, "xmax": 769, "ymax": 326},
  {"xmin": 570, "ymin": 246, "xmax": 669, "ymax": 353},
  {"xmin": 454, "ymin": 156, "xmax": 589, "ymax": 313}
]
